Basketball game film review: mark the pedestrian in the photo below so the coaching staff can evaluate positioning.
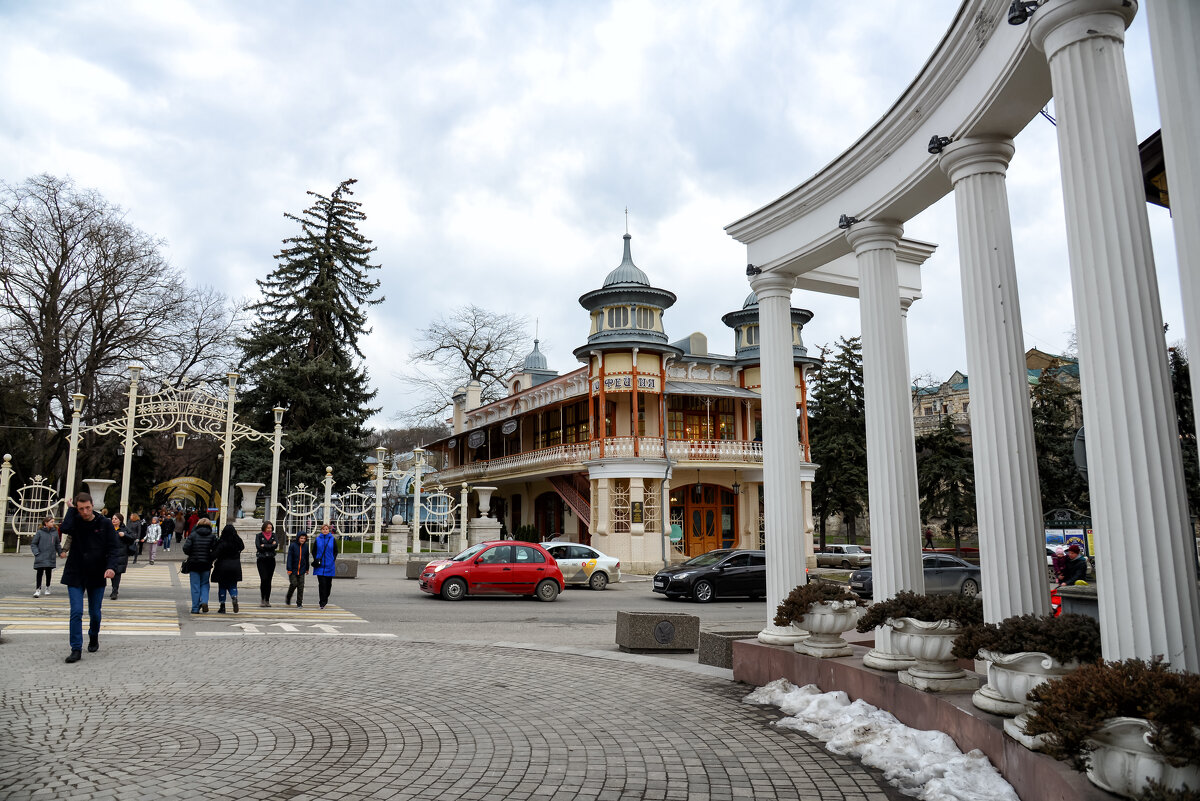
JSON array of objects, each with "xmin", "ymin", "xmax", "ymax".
[
  {"xmin": 211, "ymin": 524, "xmax": 244, "ymax": 614},
  {"xmin": 311, "ymin": 523, "xmax": 338, "ymax": 610},
  {"xmin": 58, "ymin": 492, "xmax": 120, "ymax": 663},
  {"xmin": 182, "ymin": 518, "xmax": 217, "ymax": 613},
  {"xmin": 1059, "ymin": 544, "xmax": 1088, "ymax": 585},
  {"xmin": 1051, "ymin": 546, "xmax": 1066, "ymax": 583},
  {"xmin": 923, "ymin": 527, "xmax": 935, "ymax": 550},
  {"xmin": 160, "ymin": 512, "xmax": 176, "ymax": 551},
  {"xmin": 109, "ymin": 512, "xmax": 134, "ymax": 599},
  {"xmin": 255, "ymin": 521, "xmax": 280, "ymax": 607},
  {"xmin": 285, "ymin": 531, "xmax": 310, "ymax": 608},
  {"xmin": 145, "ymin": 516, "xmax": 162, "ymax": 564},
  {"xmin": 185, "ymin": 509, "xmax": 199, "ymax": 539},
  {"xmin": 172, "ymin": 511, "xmax": 186, "ymax": 548},
  {"xmin": 129, "ymin": 512, "xmax": 144, "ymax": 563},
  {"xmin": 31, "ymin": 515, "xmax": 61, "ymax": 597}
]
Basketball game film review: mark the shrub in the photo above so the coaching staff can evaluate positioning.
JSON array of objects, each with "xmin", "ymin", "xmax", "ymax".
[
  {"xmin": 1024, "ymin": 657, "xmax": 1200, "ymax": 771},
  {"xmin": 1135, "ymin": 781, "xmax": 1200, "ymax": 801},
  {"xmin": 512, "ymin": 525, "xmax": 540, "ymax": 542},
  {"xmin": 950, "ymin": 613, "xmax": 1102, "ymax": 664},
  {"xmin": 855, "ymin": 590, "xmax": 983, "ymax": 633},
  {"xmin": 774, "ymin": 581, "xmax": 866, "ymax": 627}
]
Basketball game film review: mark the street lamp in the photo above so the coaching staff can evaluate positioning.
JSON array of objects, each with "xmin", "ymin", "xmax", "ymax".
[{"xmin": 174, "ymin": 428, "xmax": 187, "ymax": 450}]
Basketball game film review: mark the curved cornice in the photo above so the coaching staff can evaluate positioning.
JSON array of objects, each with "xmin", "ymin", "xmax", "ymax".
[{"xmin": 725, "ymin": 0, "xmax": 1052, "ymax": 276}]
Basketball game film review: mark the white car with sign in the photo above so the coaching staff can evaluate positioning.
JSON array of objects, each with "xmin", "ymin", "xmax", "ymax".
[{"xmin": 542, "ymin": 542, "xmax": 621, "ymax": 590}]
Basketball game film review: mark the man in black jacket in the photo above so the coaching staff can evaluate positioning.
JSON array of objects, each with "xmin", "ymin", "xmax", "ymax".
[
  {"xmin": 59, "ymin": 493, "xmax": 121, "ymax": 663},
  {"xmin": 183, "ymin": 520, "xmax": 218, "ymax": 613},
  {"xmin": 1059, "ymin": 544, "xmax": 1089, "ymax": 585}
]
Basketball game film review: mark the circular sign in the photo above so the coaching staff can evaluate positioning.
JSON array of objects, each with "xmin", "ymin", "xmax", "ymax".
[
  {"xmin": 501, "ymin": 419, "xmax": 518, "ymax": 435},
  {"xmin": 467, "ymin": 431, "xmax": 485, "ymax": 449},
  {"xmin": 447, "ymin": 438, "xmax": 457, "ymax": 449},
  {"xmin": 653, "ymin": 620, "xmax": 676, "ymax": 645}
]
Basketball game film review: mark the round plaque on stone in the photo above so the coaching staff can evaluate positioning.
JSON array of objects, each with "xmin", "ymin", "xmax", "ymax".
[{"xmin": 653, "ymin": 620, "xmax": 675, "ymax": 645}]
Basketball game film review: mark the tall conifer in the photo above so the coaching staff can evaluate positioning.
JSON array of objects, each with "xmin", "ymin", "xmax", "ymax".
[
  {"xmin": 809, "ymin": 337, "xmax": 868, "ymax": 544},
  {"xmin": 234, "ymin": 179, "xmax": 383, "ymax": 489}
]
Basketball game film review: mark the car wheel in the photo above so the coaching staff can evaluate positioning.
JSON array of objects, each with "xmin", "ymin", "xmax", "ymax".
[
  {"xmin": 841, "ymin": 560, "xmax": 852, "ymax": 569},
  {"xmin": 441, "ymin": 578, "xmax": 467, "ymax": 601},
  {"xmin": 535, "ymin": 580, "xmax": 560, "ymax": 602},
  {"xmin": 960, "ymin": 578, "xmax": 980, "ymax": 598},
  {"xmin": 692, "ymin": 580, "xmax": 714, "ymax": 603},
  {"xmin": 588, "ymin": 571, "xmax": 609, "ymax": 591}
]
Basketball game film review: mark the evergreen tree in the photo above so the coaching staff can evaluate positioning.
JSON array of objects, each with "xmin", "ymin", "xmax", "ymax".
[
  {"xmin": 809, "ymin": 337, "xmax": 867, "ymax": 544},
  {"xmin": 915, "ymin": 416, "xmax": 976, "ymax": 554},
  {"xmin": 1169, "ymin": 345, "xmax": 1200, "ymax": 524},
  {"xmin": 234, "ymin": 179, "xmax": 383, "ymax": 489},
  {"xmin": 1030, "ymin": 362, "xmax": 1088, "ymax": 514}
]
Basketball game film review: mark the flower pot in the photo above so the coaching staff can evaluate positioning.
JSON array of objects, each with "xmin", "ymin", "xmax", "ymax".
[
  {"xmin": 793, "ymin": 601, "xmax": 862, "ymax": 658},
  {"xmin": 1084, "ymin": 716, "xmax": 1200, "ymax": 798},
  {"xmin": 890, "ymin": 617, "xmax": 979, "ymax": 692},
  {"xmin": 972, "ymin": 650, "xmax": 1078, "ymax": 748}
]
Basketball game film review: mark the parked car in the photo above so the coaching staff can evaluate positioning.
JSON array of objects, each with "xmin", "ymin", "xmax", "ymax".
[
  {"xmin": 652, "ymin": 549, "xmax": 766, "ymax": 603},
  {"xmin": 848, "ymin": 553, "xmax": 981, "ymax": 599},
  {"xmin": 419, "ymin": 541, "xmax": 565, "ymax": 602},
  {"xmin": 815, "ymin": 543, "xmax": 872, "ymax": 568},
  {"xmin": 542, "ymin": 542, "xmax": 621, "ymax": 590}
]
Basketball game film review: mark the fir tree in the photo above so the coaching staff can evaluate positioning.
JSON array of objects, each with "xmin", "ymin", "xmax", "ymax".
[
  {"xmin": 809, "ymin": 337, "xmax": 868, "ymax": 544},
  {"xmin": 1030, "ymin": 361, "xmax": 1088, "ymax": 514},
  {"xmin": 1169, "ymin": 345, "xmax": 1200, "ymax": 524},
  {"xmin": 915, "ymin": 416, "xmax": 976, "ymax": 555},
  {"xmin": 234, "ymin": 179, "xmax": 383, "ymax": 490}
]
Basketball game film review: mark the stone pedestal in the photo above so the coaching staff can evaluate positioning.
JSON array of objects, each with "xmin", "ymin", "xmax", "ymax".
[
  {"xmin": 615, "ymin": 611, "xmax": 699, "ymax": 653},
  {"xmin": 387, "ymin": 523, "xmax": 410, "ymax": 565},
  {"xmin": 467, "ymin": 517, "xmax": 502, "ymax": 547}
]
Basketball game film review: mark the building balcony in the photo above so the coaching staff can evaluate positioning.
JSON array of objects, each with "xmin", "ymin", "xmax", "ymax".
[{"xmin": 913, "ymin": 411, "xmax": 971, "ymax": 434}]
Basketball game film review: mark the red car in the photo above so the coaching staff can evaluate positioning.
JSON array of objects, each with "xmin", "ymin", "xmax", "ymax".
[{"xmin": 419, "ymin": 541, "xmax": 565, "ymax": 602}]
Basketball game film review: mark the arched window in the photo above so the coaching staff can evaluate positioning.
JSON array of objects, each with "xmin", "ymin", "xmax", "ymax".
[
  {"xmin": 745, "ymin": 325, "xmax": 759, "ymax": 345},
  {"xmin": 635, "ymin": 307, "xmax": 655, "ymax": 329},
  {"xmin": 607, "ymin": 307, "xmax": 629, "ymax": 328}
]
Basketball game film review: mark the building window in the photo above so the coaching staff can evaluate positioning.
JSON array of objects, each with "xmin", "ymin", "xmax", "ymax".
[
  {"xmin": 745, "ymin": 325, "xmax": 758, "ymax": 345},
  {"xmin": 606, "ymin": 307, "xmax": 629, "ymax": 328},
  {"xmin": 635, "ymin": 307, "xmax": 655, "ymax": 329}
]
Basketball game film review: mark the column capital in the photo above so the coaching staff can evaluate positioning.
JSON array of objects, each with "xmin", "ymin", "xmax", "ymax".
[
  {"xmin": 748, "ymin": 270, "xmax": 795, "ymax": 301},
  {"xmin": 938, "ymin": 136, "xmax": 1016, "ymax": 185},
  {"xmin": 844, "ymin": 220, "xmax": 904, "ymax": 255},
  {"xmin": 1031, "ymin": 0, "xmax": 1136, "ymax": 60}
]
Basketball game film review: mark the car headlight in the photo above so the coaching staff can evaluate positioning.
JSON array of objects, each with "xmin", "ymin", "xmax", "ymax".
[
  {"xmin": 432, "ymin": 564, "xmax": 449, "ymax": 573},
  {"xmin": 672, "ymin": 572, "xmax": 690, "ymax": 580}
]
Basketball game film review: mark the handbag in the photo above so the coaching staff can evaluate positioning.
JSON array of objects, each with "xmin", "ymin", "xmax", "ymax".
[{"xmin": 180, "ymin": 560, "xmax": 191, "ymax": 574}]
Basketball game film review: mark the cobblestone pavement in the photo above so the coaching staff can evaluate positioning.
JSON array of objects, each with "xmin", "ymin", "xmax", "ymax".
[{"xmin": 0, "ymin": 634, "xmax": 902, "ymax": 801}]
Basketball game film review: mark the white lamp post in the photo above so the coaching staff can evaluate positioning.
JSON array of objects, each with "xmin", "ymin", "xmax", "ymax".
[
  {"xmin": 117, "ymin": 365, "xmax": 143, "ymax": 519},
  {"xmin": 373, "ymin": 446, "xmax": 386, "ymax": 554},
  {"xmin": 217, "ymin": 372, "xmax": 238, "ymax": 529},
  {"xmin": 269, "ymin": 406, "xmax": 285, "ymax": 530},
  {"xmin": 62, "ymin": 393, "xmax": 85, "ymax": 515}
]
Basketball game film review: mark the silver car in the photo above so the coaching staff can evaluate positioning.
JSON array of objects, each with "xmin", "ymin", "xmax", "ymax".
[
  {"xmin": 816, "ymin": 544, "xmax": 872, "ymax": 569},
  {"xmin": 543, "ymin": 542, "xmax": 621, "ymax": 590}
]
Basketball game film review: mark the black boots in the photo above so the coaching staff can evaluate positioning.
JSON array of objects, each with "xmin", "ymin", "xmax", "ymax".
[
  {"xmin": 65, "ymin": 650, "xmax": 82, "ymax": 663},
  {"xmin": 232, "ymin": 597, "xmax": 239, "ymax": 613},
  {"xmin": 217, "ymin": 603, "xmax": 226, "ymax": 614},
  {"xmin": 87, "ymin": 636, "xmax": 99, "ymax": 653}
]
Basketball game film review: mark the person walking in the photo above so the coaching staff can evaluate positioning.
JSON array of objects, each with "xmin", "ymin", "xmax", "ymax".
[
  {"xmin": 285, "ymin": 531, "xmax": 310, "ymax": 608},
  {"xmin": 128, "ymin": 513, "xmax": 144, "ymax": 564},
  {"xmin": 145, "ymin": 516, "xmax": 162, "ymax": 565},
  {"xmin": 255, "ymin": 521, "xmax": 280, "ymax": 607},
  {"xmin": 109, "ymin": 513, "xmax": 134, "ymax": 600},
  {"xmin": 211, "ymin": 524, "xmax": 244, "ymax": 614},
  {"xmin": 312, "ymin": 523, "xmax": 338, "ymax": 610},
  {"xmin": 173, "ymin": 511, "xmax": 186, "ymax": 549},
  {"xmin": 161, "ymin": 512, "xmax": 176, "ymax": 551},
  {"xmin": 31, "ymin": 515, "xmax": 61, "ymax": 597},
  {"xmin": 182, "ymin": 518, "xmax": 217, "ymax": 613},
  {"xmin": 59, "ymin": 492, "xmax": 120, "ymax": 663},
  {"xmin": 185, "ymin": 509, "xmax": 199, "ymax": 539}
]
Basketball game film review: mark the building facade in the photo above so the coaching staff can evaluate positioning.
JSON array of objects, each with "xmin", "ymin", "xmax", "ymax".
[{"xmin": 429, "ymin": 233, "xmax": 820, "ymax": 573}]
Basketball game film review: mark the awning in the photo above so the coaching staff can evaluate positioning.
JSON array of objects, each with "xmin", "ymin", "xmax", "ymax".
[{"xmin": 665, "ymin": 381, "xmax": 760, "ymax": 399}]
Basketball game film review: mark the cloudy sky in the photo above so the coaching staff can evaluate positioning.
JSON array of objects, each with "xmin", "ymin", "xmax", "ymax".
[{"xmin": 0, "ymin": 1, "xmax": 1179, "ymax": 429}]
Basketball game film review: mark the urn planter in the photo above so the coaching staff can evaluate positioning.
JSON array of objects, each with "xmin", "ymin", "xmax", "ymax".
[
  {"xmin": 1085, "ymin": 716, "xmax": 1200, "ymax": 799},
  {"xmin": 890, "ymin": 617, "xmax": 979, "ymax": 692},
  {"xmin": 971, "ymin": 650, "xmax": 1078, "ymax": 749},
  {"xmin": 793, "ymin": 601, "xmax": 862, "ymax": 658}
]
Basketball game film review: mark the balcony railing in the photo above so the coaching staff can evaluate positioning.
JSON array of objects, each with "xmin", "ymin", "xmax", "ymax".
[{"xmin": 913, "ymin": 411, "xmax": 971, "ymax": 433}]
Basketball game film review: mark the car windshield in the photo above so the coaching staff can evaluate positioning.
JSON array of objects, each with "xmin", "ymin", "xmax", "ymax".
[
  {"xmin": 682, "ymin": 551, "xmax": 730, "ymax": 567},
  {"xmin": 843, "ymin": 546, "xmax": 865, "ymax": 553},
  {"xmin": 451, "ymin": 543, "xmax": 487, "ymax": 562}
]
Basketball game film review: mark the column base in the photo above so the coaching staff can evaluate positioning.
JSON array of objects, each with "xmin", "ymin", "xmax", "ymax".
[
  {"xmin": 862, "ymin": 648, "xmax": 915, "ymax": 672},
  {"xmin": 973, "ymin": 682, "xmax": 1025, "ymax": 717},
  {"xmin": 372, "ymin": 541, "xmax": 383, "ymax": 554},
  {"xmin": 899, "ymin": 669, "xmax": 980, "ymax": 693},
  {"xmin": 1003, "ymin": 714, "xmax": 1048, "ymax": 751},
  {"xmin": 758, "ymin": 624, "xmax": 808, "ymax": 646}
]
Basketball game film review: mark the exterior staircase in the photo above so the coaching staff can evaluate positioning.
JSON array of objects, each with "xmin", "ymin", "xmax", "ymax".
[{"xmin": 548, "ymin": 473, "xmax": 591, "ymax": 523}]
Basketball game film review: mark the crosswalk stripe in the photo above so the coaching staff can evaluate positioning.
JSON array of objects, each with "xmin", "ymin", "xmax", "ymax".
[{"xmin": 0, "ymin": 594, "xmax": 180, "ymax": 637}]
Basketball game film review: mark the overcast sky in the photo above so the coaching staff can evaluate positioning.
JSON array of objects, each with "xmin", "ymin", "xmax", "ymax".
[{"xmin": 1, "ymin": 1, "xmax": 1179, "ymax": 429}]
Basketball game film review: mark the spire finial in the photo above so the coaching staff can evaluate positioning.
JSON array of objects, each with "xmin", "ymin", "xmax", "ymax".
[
  {"xmin": 625, "ymin": 207, "xmax": 629, "ymax": 234},
  {"xmin": 535, "ymin": 318, "xmax": 539, "ymax": 341}
]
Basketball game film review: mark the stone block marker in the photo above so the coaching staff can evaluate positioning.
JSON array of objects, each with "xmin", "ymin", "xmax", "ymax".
[
  {"xmin": 615, "ymin": 611, "xmax": 699, "ymax": 654},
  {"xmin": 334, "ymin": 559, "xmax": 358, "ymax": 579},
  {"xmin": 698, "ymin": 630, "xmax": 760, "ymax": 669}
]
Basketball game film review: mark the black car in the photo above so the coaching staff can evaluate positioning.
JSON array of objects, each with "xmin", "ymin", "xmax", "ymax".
[
  {"xmin": 652, "ymin": 549, "xmax": 766, "ymax": 602},
  {"xmin": 848, "ymin": 553, "xmax": 981, "ymax": 599}
]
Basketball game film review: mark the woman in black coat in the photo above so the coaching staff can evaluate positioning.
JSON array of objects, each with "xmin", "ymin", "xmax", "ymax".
[
  {"xmin": 109, "ymin": 513, "xmax": 134, "ymax": 600},
  {"xmin": 210, "ymin": 524, "xmax": 244, "ymax": 614}
]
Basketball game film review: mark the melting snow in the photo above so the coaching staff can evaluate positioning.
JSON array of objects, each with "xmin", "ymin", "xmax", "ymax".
[{"xmin": 745, "ymin": 679, "xmax": 1020, "ymax": 801}]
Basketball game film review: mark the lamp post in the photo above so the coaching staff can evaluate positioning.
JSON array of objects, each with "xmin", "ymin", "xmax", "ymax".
[
  {"xmin": 62, "ymin": 393, "xmax": 85, "ymax": 516},
  {"xmin": 118, "ymin": 365, "xmax": 143, "ymax": 519},
  {"xmin": 373, "ymin": 446, "xmax": 386, "ymax": 554},
  {"xmin": 412, "ymin": 447, "xmax": 424, "ymax": 555},
  {"xmin": 269, "ymin": 406, "xmax": 285, "ymax": 531},
  {"xmin": 217, "ymin": 371, "xmax": 238, "ymax": 529}
]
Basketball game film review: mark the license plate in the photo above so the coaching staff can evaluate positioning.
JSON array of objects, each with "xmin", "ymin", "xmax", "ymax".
[
  {"xmin": 654, "ymin": 578, "xmax": 666, "ymax": 587},
  {"xmin": 850, "ymin": 582, "xmax": 864, "ymax": 589}
]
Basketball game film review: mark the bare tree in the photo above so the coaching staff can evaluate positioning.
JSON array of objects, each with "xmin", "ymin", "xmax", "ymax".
[
  {"xmin": 399, "ymin": 304, "xmax": 528, "ymax": 424},
  {"xmin": 0, "ymin": 174, "xmax": 244, "ymax": 480}
]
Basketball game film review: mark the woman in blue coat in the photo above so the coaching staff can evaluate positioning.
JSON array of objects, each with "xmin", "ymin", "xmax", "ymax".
[{"xmin": 311, "ymin": 523, "xmax": 338, "ymax": 610}]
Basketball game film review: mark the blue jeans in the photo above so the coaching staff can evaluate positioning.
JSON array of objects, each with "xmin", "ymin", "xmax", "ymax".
[
  {"xmin": 189, "ymin": 570, "xmax": 210, "ymax": 611},
  {"xmin": 163, "ymin": 532, "xmax": 173, "ymax": 549},
  {"xmin": 67, "ymin": 585, "xmax": 105, "ymax": 652},
  {"xmin": 217, "ymin": 584, "xmax": 238, "ymax": 603}
]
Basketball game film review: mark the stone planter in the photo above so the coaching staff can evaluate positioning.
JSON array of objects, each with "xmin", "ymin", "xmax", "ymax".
[
  {"xmin": 970, "ymin": 649, "xmax": 1078, "ymax": 749},
  {"xmin": 1086, "ymin": 716, "xmax": 1200, "ymax": 799},
  {"xmin": 82, "ymin": 478, "xmax": 115, "ymax": 509},
  {"xmin": 793, "ymin": 601, "xmax": 862, "ymax": 658},
  {"xmin": 236, "ymin": 482, "xmax": 265, "ymax": 520},
  {"xmin": 890, "ymin": 617, "xmax": 979, "ymax": 692}
]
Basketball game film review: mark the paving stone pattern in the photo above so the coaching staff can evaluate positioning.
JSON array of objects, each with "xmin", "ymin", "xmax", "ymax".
[{"xmin": 0, "ymin": 637, "xmax": 900, "ymax": 801}]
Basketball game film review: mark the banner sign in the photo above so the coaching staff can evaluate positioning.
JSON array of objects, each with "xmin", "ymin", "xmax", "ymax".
[{"xmin": 598, "ymin": 375, "xmax": 659, "ymax": 393}]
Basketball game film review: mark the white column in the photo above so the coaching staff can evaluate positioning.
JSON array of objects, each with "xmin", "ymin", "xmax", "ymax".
[
  {"xmin": 939, "ymin": 137, "xmax": 1049, "ymax": 622},
  {"xmin": 218, "ymin": 372, "xmax": 237, "ymax": 529},
  {"xmin": 373, "ymin": 446, "xmax": 386, "ymax": 554},
  {"xmin": 269, "ymin": 407, "xmax": 284, "ymax": 532},
  {"xmin": 1147, "ymin": 2, "xmax": 1200, "ymax": 449},
  {"xmin": 750, "ymin": 271, "xmax": 808, "ymax": 645},
  {"xmin": 1032, "ymin": 0, "xmax": 1200, "ymax": 670},
  {"xmin": 846, "ymin": 221, "xmax": 924, "ymax": 671}
]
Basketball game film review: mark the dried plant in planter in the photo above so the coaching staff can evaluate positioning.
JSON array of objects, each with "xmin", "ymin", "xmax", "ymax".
[
  {"xmin": 1024, "ymin": 657, "xmax": 1200, "ymax": 771},
  {"xmin": 1134, "ymin": 780, "xmax": 1200, "ymax": 801},
  {"xmin": 951, "ymin": 613, "xmax": 1102, "ymax": 664},
  {"xmin": 855, "ymin": 590, "xmax": 983, "ymax": 633},
  {"xmin": 774, "ymin": 581, "xmax": 866, "ymax": 627}
]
